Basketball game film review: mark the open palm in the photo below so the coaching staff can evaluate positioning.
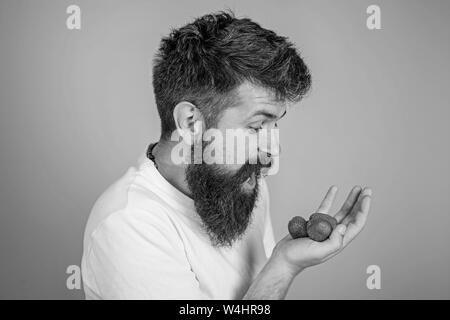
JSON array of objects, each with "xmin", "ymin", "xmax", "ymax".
[{"xmin": 272, "ymin": 185, "xmax": 373, "ymax": 274}]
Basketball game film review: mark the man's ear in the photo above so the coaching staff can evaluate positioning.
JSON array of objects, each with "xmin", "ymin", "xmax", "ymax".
[{"xmin": 173, "ymin": 101, "xmax": 204, "ymax": 145}]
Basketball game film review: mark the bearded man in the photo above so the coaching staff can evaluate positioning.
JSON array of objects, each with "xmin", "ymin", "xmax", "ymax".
[{"xmin": 81, "ymin": 11, "xmax": 372, "ymax": 299}]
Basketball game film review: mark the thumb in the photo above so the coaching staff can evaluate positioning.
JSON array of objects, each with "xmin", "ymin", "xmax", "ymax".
[{"xmin": 322, "ymin": 224, "xmax": 346, "ymax": 254}]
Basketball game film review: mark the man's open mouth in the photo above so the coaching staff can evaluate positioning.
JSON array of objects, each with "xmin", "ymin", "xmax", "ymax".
[{"xmin": 260, "ymin": 160, "xmax": 272, "ymax": 177}]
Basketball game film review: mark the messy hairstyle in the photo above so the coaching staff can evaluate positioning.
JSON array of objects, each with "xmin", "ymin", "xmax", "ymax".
[{"xmin": 152, "ymin": 11, "xmax": 311, "ymax": 139}]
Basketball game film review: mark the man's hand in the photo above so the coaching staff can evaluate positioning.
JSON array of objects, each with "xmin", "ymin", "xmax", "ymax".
[
  {"xmin": 270, "ymin": 185, "xmax": 372, "ymax": 277},
  {"xmin": 243, "ymin": 185, "xmax": 372, "ymax": 299}
]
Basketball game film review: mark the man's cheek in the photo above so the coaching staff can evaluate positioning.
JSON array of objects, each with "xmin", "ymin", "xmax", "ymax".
[
  {"xmin": 221, "ymin": 129, "xmax": 258, "ymax": 165},
  {"xmin": 202, "ymin": 128, "xmax": 225, "ymax": 165},
  {"xmin": 245, "ymin": 138, "xmax": 260, "ymax": 165}
]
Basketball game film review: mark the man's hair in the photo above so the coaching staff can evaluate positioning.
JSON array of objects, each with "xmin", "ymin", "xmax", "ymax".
[{"xmin": 152, "ymin": 11, "xmax": 311, "ymax": 140}]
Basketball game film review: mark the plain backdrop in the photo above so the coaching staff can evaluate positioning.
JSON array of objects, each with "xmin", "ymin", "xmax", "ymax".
[{"xmin": 0, "ymin": 0, "xmax": 449, "ymax": 299}]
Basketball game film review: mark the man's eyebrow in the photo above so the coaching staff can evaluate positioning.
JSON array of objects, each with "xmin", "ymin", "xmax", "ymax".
[{"xmin": 248, "ymin": 109, "xmax": 287, "ymax": 120}]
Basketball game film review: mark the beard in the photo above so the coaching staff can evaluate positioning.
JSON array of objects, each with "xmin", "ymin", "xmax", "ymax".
[{"xmin": 185, "ymin": 143, "xmax": 266, "ymax": 247}]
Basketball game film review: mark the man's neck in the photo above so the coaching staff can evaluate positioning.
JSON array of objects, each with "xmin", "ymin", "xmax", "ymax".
[{"xmin": 152, "ymin": 139, "xmax": 192, "ymax": 199}]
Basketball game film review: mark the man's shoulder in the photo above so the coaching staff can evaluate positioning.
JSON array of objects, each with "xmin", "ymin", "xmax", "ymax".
[{"xmin": 82, "ymin": 165, "xmax": 175, "ymax": 250}]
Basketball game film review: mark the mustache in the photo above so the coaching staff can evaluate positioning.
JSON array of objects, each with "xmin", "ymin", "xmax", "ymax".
[{"xmin": 235, "ymin": 158, "xmax": 272, "ymax": 183}]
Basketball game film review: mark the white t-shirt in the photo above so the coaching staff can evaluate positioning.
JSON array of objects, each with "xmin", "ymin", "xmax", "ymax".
[{"xmin": 81, "ymin": 150, "xmax": 276, "ymax": 299}]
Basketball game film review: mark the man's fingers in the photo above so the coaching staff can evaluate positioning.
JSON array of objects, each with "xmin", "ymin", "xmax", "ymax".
[
  {"xmin": 316, "ymin": 185, "xmax": 338, "ymax": 214},
  {"xmin": 342, "ymin": 187, "xmax": 372, "ymax": 225},
  {"xmin": 351, "ymin": 194, "xmax": 372, "ymax": 228},
  {"xmin": 334, "ymin": 185, "xmax": 362, "ymax": 222},
  {"xmin": 342, "ymin": 194, "xmax": 372, "ymax": 247}
]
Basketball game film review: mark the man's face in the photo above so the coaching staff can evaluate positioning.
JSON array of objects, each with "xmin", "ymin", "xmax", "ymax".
[{"xmin": 185, "ymin": 83, "xmax": 286, "ymax": 247}]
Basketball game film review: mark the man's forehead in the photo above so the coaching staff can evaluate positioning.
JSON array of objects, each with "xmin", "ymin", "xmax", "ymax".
[{"xmin": 233, "ymin": 82, "xmax": 287, "ymax": 118}]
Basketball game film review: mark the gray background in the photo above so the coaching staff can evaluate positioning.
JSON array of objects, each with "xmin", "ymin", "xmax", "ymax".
[{"xmin": 1, "ymin": 0, "xmax": 449, "ymax": 299}]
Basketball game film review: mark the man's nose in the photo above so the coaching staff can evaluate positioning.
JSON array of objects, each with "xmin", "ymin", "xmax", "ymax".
[
  {"xmin": 257, "ymin": 130, "xmax": 280, "ymax": 167},
  {"xmin": 258, "ymin": 145, "xmax": 281, "ymax": 159},
  {"xmin": 258, "ymin": 129, "xmax": 281, "ymax": 157}
]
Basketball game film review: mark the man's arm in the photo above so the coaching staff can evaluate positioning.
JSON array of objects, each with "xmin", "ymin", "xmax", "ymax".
[
  {"xmin": 243, "ymin": 185, "xmax": 372, "ymax": 299},
  {"xmin": 243, "ymin": 256, "xmax": 297, "ymax": 299}
]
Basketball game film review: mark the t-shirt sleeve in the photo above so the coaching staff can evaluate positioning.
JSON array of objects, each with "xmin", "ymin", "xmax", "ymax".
[
  {"xmin": 261, "ymin": 179, "xmax": 276, "ymax": 259},
  {"xmin": 83, "ymin": 207, "xmax": 208, "ymax": 299}
]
